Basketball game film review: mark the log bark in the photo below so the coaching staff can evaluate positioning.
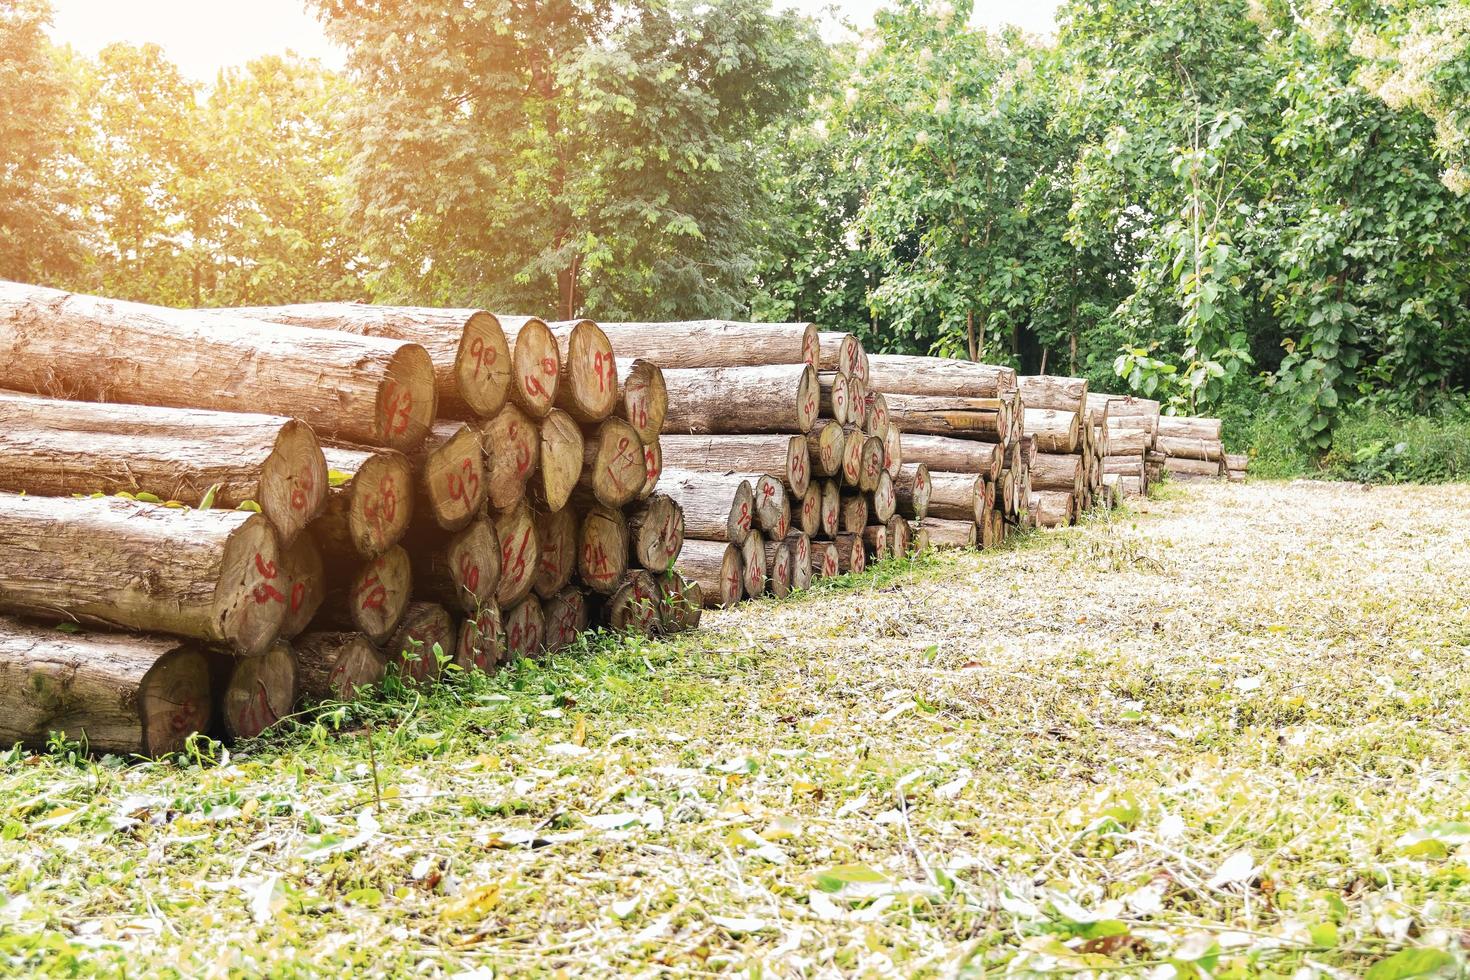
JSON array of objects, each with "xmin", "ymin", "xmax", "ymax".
[
  {"xmin": 545, "ymin": 319, "xmax": 619, "ymax": 423},
  {"xmin": 224, "ymin": 303, "xmax": 511, "ymax": 421},
  {"xmin": 661, "ymin": 364, "xmax": 820, "ymax": 434},
  {"xmin": 1157, "ymin": 434, "xmax": 1224, "ymax": 461},
  {"xmin": 294, "ymin": 632, "xmax": 386, "ymax": 702},
  {"xmin": 676, "ymin": 539, "xmax": 743, "ymax": 609},
  {"xmin": 0, "ymin": 284, "xmax": 437, "ymax": 449},
  {"xmin": 926, "ymin": 472, "xmax": 983, "ymax": 523},
  {"xmin": 864, "ymin": 354, "xmax": 1016, "ymax": 398},
  {"xmin": 840, "ymin": 493, "xmax": 869, "ymax": 534},
  {"xmin": 504, "ymin": 595, "xmax": 544, "ymax": 659},
  {"xmin": 740, "ymin": 532, "xmax": 767, "ymax": 598},
  {"xmin": 478, "ymin": 404, "xmax": 539, "ymax": 512},
  {"xmin": 0, "ymin": 391, "xmax": 327, "ymax": 546},
  {"xmin": 542, "ymin": 588, "xmax": 586, "ymax": 653},
  {"xmin": 521, "ymin": 408, "xmax": 582, "ymax": 514},
  {"xmin": 808, "ymin": 420, "xmax": 846, "ymax": 478},
  {"xmin": 1104, "ymin": 396, "xmax": 1161, "ymax": 442},
  {"xmin": 819, "ymin": 372, "xmax": 852, "ymax": 426},
  {"xmin": 617, "ymin": 358, "xmax": 667, "ymax": 444},
  {"xmin": 797, "ymin": 486, "xmax": 821, "ymax": 537},
  {"xmin": 316, "ymin": 444, "xmax": 412, "ymax": 559},
  {"xmin": 810, "ymin": 540, "xmax": 839, "ymax": 579},
  {"xmin": 216, "ymin": 641, "xmax": 297, "ymax": 740},
  {"xmin": 581, "ymin": 417, "xmax": 646, "ymax": 508},
  {"xmin": 657, "ymin": 434, "xmax": 811, "ymax": 500},
  {"xmin": 655, "ymin": 571, "xmax": 703, "ymax": 632},
  {"xmin": 0, "ymin": 615, "xmax": 212, "ymax": 755},
  {"xmin": 408, "ymin": 515, "xmax": 501, "ymax": 614},
  {"xmin": 819, "ymin": 480, "xmax": 840, "ymax": 537},
  {"xmin": 763, "ymin": 540, "xmax": 792, "ymax": 599},
  {"xmin": 596, "ymin": 321, "xmax": 820, "ymax": 369},
  {"xmin": 1018, "ymin": 375, "xmax": 1087, "ymax": 421},
  {"xmin": 1104, "ymin": 425, "xmax": 1150, "ymax": 456},
  {"xmin": 313, "ymin": 544, "xmax": 412, "ymax": 645},
  {"xmin": 456, "ymin": 602, "xmax": 505, "ymax": 672},
  {"xmin": 608, "ymin": 570, "xmax": 661, "ymax": 633},
  {"xmin": 533, "ymin": 508, "xmax": 578, "ymax": 599},
  {"xmin": 1024, "ymin": 408, "xmax": 1080, "ymax": 454},
  {"xmin": 577, "ymin": 504, "xmax": 629, "ymax": 595},
  {"xmin": 1031, "ymin": 453, "xmax": 1084, "ymax": 495},
  {"xmin": 496, "ymin": 316, "xmax": 562, "ymax": 418},
  {"xmin": 924, "ymin": 517, "xmax": 977, "ymax": 548},
  {"xmin": 897, "ymin": 434, "xmax": 1002, "ymax": 480},
  {"xmin": 1030, "ymin": 490, "xmax": 1074, "ymax": 527},
  {"xmin": 835, "ymin": 532, "xmax": 866, "ymax": 575},
  {"xmin": 895, "ymin": 464, "xmax": 931, "ymax": 520},
  {"xmin": 871, "ymin": 470, "xmax": 897, "ymax": 523},
  {"xmin": 277, "ymin": 534, "xmax": 324, "ymax": 640},
  {"xmin": 387, "ymin": 601, "xmax": 456, "ymax": 686},
  {"xmin": 885, "ymin": 394, "xmax": 1009, "ymax": 440},
  {"xmin": 784, "ymin": 532, "xmax": 812, "ymax": 592},
  {"xmin": 0, "ymin": 494, "xmax": 284, "ymax": 655},
  {"xmin": 494, "ymin": 500, "xmax": 540, "ymax": 608},
  {"xmin": 628, "ymin": 494, "xmax": 684, "ymax": 572},
  {"xmin": 1158, "ymin": 415, "xmax": 1223, "ymax": 442},
  {"xmin": 414, "ymin": 422, "xmax": 487, "ymax": 531},
  {"xmin": 817, "ymin": 332, "xmax": 863, "ymax": 377},
  {"xmin": 656, "ymin": 468, "xmax": 753, "ymax": 545}
]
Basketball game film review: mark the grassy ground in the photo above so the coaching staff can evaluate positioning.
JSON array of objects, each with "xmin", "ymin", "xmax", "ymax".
[{"xmin": 4, "ymin": 480, "xmax": 1470, "ymax": 977}]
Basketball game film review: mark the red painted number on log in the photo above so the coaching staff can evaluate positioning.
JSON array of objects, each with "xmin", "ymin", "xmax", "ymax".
[
  {"xmin": 737, "ymin": 502, "xmax": 751, "ymax": 532},
  {"xmin": 252, "ymin": 583, "xmax": 285, "ymax": 605},
  {"xmin": 255, "ymin": 553, "xmax": 277, "ymax": 579},
  {"xmin": 469, "ymin": 336, "xmax": 497, "ymax": 377},
  {"xmin": 458, "ymin": 553, "xmax": 480, "ymax": 593},
  {"xmin": 290, "ymin": 581, "xmax": 306, "ymax": 612},
  {"xmin": 761, "ymin": 483, "xmax": 776, "ymax": 500},
  {"xmin": 383, "ymin": 382, "xmax": 413, "ymax": 437},
  {"xmin": 606, "ymin": 437, "xmax": 636, "ymax": 490},
  {"xmin": 593, "ymin": 351, "xmax": 613, "ymax": 391},
  {"xmin": 447, "ymin": 457, "xmax": 480, "ymax": 504},
  {"xmin": 237, "ymin": 682, "xmax": 275, "ymax": 737},
  {"xmin": 358, "ymin": 574, "xmax": 386, "ymax": 612}
]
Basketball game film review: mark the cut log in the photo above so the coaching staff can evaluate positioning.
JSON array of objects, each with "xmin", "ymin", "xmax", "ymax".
[
  {"xmin": 1158, "ymin": 415, "xmax": 1223, "ymax": 442},
  {"xmin": 597, "ymin": 321, "xmax": 819, "ymax": 369},
  {"xmin": 577, "ymin": 504, "xmax": 629, "ymax": 595},
  {"xmin": 661, "ymin": 364, "xmax": 820, "ymax": 434},
  {"xmin": 581, "ymin": 417, "xmax": 646, "ymax": 508},
  {"xmin": 658, "ymin": 434, "xmax": 810, "ymax": 500},
  {"xmin": 533, "ymin": 508, "xmax": 578, "ymax": 599},
  {"xmin": 784, "ymin": 532, "xmax": 812, "ymax": 592},
  {"xmin": 895, "ymin": 464, "xmax": 931, "ymax": 520},
  {"xmin": 533, "ymin": 409, "xmax": 585, "ymax": 512},
  {"xmin": 1105, "ymin": 424, "xmax": 1150, "ymax": 456},
  {"xmin": 885, "ymin": 394, "xmax": 1009, "ymax": 440},
  {"xmin": 542, "ymin": 588, "xmax": 586, "ymax": 652},
  {"xmin": 414, "ymin": 422, "xmax": 487, "ymax": 531},
  {"xmin": 504, "ymin": 595, "xmax": 544, "ymax": 659},
  {"xmin": 859, "ymin": 435, "xmax": 884, "ymax": 493},
  {"xmin": 294, "ymin": 632, "xmax": 386, "ymax": 702},
  {"xmin": 277, "ymin": 534, "xmax": 324, "ymax": 639},
  {"xmin": 864, "ymin": 354, "xmax": 1016, "ymax": 398},
  {"xmin": 478, "ymin": 404, "xmax": 539, "ymax": 511},
  {"xmin": 545, "ymin": 318, "xmax": 619, "ymax": 423},
  {"xmin": 1164, "ymin": 456, "xmax": 1224, "ymax": 479},
  {"xmin": 0, "ymin": 615, "xmax": 212, "ymax": 755},
  {"xmin": 316, "ymin": 444, "xmax": 412, "ymax": 559},
  {"xmin": 797, "ymin": 485, "xmax": 821, "ymax": 537},
  {"xmin": 896, "ymin": 434, "xmax": 1002, "ymax": 480},
  {"xmin": 1103, "ymin": 453, "xmax": 1146, "ymax": 478},
  {"xmin": 640, "ymin": 438, "xmax": 662, "ymax": 499},
  {"xmin": 617, "ymin": 358, "xmax": 667, "ymax": 444},
  {"xmin": 835, "ymin": 532, "xmax": 866, "ymax": 574},
  {"xmin": 0, "ymin": 391, "xmax": 327, "ymax": 546},
  {"xmin": 0, "ymin": 284, "xmax": 437, "ymax": 449},
  {"xmin": 886, "ymin": 516, "xmax": 912, "ymax": 557},
  {"xmin": 871, "ymin": 470, "xmax": 897, "ymax": 523},
  {"xmin": 656, "ymin": 468, "xmax": 753, "ymax": 545},
  {"xmin": 840, "ymin": 493, "xmax": 869, "ymax": 534},
  {"xmin": 1157, "ymin": 434, "xmax": 1224, "ymax": 461},
  {"xmin": 387, "ymin": 601, "xmax": 456, "ymax": 686},
  {"xmin": 409, "ymin": 516, "xmax": 501, "ymax": 614},
  {"xmin": 925, "ymin": 517, "xmax": 977, "ymax": 548},
  {"xmin": 1030, "ymin": 490, "xmax": 1074, "ymax": 527},
  {"xmin": 763, "ymin": 540, "xmax": 792, "ymax": 599},
  {"xmin": 807, "ymin": 540, "xmax": 836, "ymax": 579},
  {"xmin": 216, "ymin": 641, "xmax": 297, "ymax": 740},
  {"xmin": 808, "ymin": 420, "xmax": 846, "ymax": 478},
  {"xmin": 819, "ymin": 480, "xmax": 840, "ymax": 537},
  {"xmin": 817, "ymin": 332, "xmax": 863, "ymax": 377},
  {"xmin": 927, "ymin": 472, "xmax": 983, "ymax": 523},
  {"xmin": 1018, "ymin": 375, "xmax": 1087, "ymax": 420},
  {"xmin": 0, "ymin": 494, "xmax": 284, "ymax": 655},
  {"xmin": 750, "ymin": 475, "xmax": 791, "ymax": 538},
  {"xmin": 819, "ymin": 372, "xmax": 852, "ymax": 426},
  {"xmin": 456, "ymin": 602, "xmax": 505, "ymax": 672},
  {"xmin": 628, "ymin": 494, "xmax": 684, "ymax": 572},
  {"xmin": 840, "ymin": 425, "xmax": 866, "ymax": 486},
  {"xmin": 861, "ymin": 524, "xmax": 888, "ymax": 560},
  {"xmin": 608, "ymin": 570, "xmax": 661, "ymax": 633},
  {"xmin": 655, "ymin": 570, "xmax": 703, "ymax": 632},
  {"xmin": 494, "ymin": 500, "xmax": 540, "ymax": 608},
  {"xmin": 740, "ymin": 532, "xmax": 767, "ymax": 598},
  {"xmin": 1024, "ymin": 408, "xmax": 1080, "ymax": 454},
  {"xmin": 1031, "ymin": 453, "xmax": 1084, "ymax": 495},
  {"xmin": 1105, "ymin": 396, "xmax": 1161, "ymax": 443},
  {"xmin": 880, "ymin": 423, "xmax": 902, "ymax": 478},
  {"xmin": 497, "ymin": 316, "xmax": 561, "ymax": 418},
  {"xmin": 676, "ymin": 539, "xmax": 743, "ymax": 609},
  {"xmin": 912, "ymin": 526, "xmax": 931, "ymax": 553},
  {"xmin": 847, "ymin": 376, "xmax": 869, "ymax": 431},
  {"xmin": 314, "ymin": 544, "xmax": 412, "ymax": 645}
]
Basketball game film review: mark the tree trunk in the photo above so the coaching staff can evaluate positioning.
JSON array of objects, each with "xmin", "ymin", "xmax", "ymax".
[
  {"xmin": 740, "ymin": 532, "xmax": 767, "ymax": 598},
  {"xmin": 924, "ymin": 517, "xmax": 977, "ymax": 548},
  {"xmin": 858, "ymin": 434, "xmax": 884, "ymax": 493},
  {"xmin": 656, "ymin": 468, "xmax": 754, "ymax": 545},
  {"xmin": 616, "ymin": 358, "xmax": 666, "ymax": 444},
  {"xmin": 1104, "ymin": 396, "xmax": 1161, "ymax": 445},
  {"xmin": 861, "ymin": 524, "xmax": 888, "ymax": 561},
  {"xmin": 413, "ymin": 422, "xmax": 487, "ymax": 531},
  {"xmin": 0, "ymin": 615, "xmax": 212, "ymax": 755},
  {"xmin": 747, "ymin": 474, "xmax": 791, "ymax": 537},
  {"xmin": 0, "ymin": 494, "xmax": 284, "ymax": 655},
  {"xmin": 215, "ymin": 641, "xmax": 297, "ymax": 740},
  {"xmin": 294, "ymin": 632, "xmax": 386, "ymax": 702},
  {"xmin": 542, "ymin": 588, "xmax": 586, "ymax": 653},
  {"xmin": 456, "ymin": 602, "xmax": 505, "ymax": 672},
  {"xmin": 477, "ymin": 404, "xmax": 539, "ymax": 512},
  {"xmin": 1157, "ymin": 435, "xmax": 1224, "ymax": 461},
  {"xmin": 835, "ymin": 532, "xmax": 866, "ymax": 574},
  {"xmin": 808, "ymin": 420, "xmax": 846, "ymax": 478},
  {"xmin": 1163, "ymin": 457, "xmax": 1225, "ymax": 479},
  {"xmin": 884, "ymin": 394, "xmax": 1009, "ymax": 440},
  {"xmin": 544, "ymin": 319, "xmax": 618, "ymax": 424},
  {"xmin": 657, "ymin": 434, "xmax": 810, "ymax": 499},
  {"xmin": 533, "ymin": 508, "xmax": 577, "ymax": 599},
  {"xmin": 0, "ymin": 284, "xmax": 437, "ymax": 449},
  {"xmin": 1024, "ymin": 408, "xmax": 1080, "ymax": 454},
  {"xmin": 580, "ymin": 417, "xmax": 646, "ymax": 508},
  {"xmin": 784, "ymin": 532, "xmax": 812, "ymax": 592},
  {"xmin": 277, "ymin": 534, "xmax": 324, "ymax": 640},
  {"xmin": 660, "ymin": 365, "xmax": 820, "ymax": 435},
  {"xmin": 895, "ymin": 464, "xmax": 932, "ymax": 520},
  {"xmin": 0, "ymin": 391, "xmax": 327, "ymax": 547},
  {"xmin": 495, "ymin": 316, "xmax": 562, "ymax": 418},
  {"xmin": 223, "ymin": 303, "xmax": 511, "ymax": 422},
  {"xmin": 628, "ymin": 494, "xmax": 684, "ymax": 572},
  {"xmin": 407, "ymin": 515, "xmax": 501, "ymax": 615},
  {"xmin": 387, "ymin": 601, "xmax": 456, "ymax": 686},
  {"xmin": 880, "ymin": 423, "xmax": 902, "ymax": 479},
  {"xmin": 315, "ymin": 444, "xmax": 412, "ymax": 559},
  {"xmin": 537, "ymin": 409, "xmax": 584, "ymax": 512},
  {"xmin": 865, "ymin": 391, "xmax": 890, "ymax": 436},
  {"xmin": 763, "ymin": 540, "xmax": 792, "ymax": 599},
  {"xmin": 871, "ymin": 470, "xmax": 897, "ymax": 523},
  {"xmin": 864, "ymin": 354, "xmax": 1016, "ymax": 398},
  {"xmin": 1018, "ymin": 375, "xmax": 1087, "ymax": 420},
  {"xmin": 846, "ymin": 376, "xmax": 869, "ymax": 430},
  {"xmin": 595, "ymin": 321, "xmax": 820, "ymax": 369},
  {"xmin": 840, "ymin": 425, "xmax": 867, "ymax": 486},
  {"xmin": 312, "ymin": 544, "xmax": 412, "ymax": 645},
  {"xmin": 676, "ymin": 539, "xmax": 743, "ymax": 609},
  {"xmin": 504, "ymin": 595, "xmax": 544, "ymax": 659},
  {"xmin": 577, "ymin": 504, "xmax": 629, "ymax": 595},
  {"xmin": 1105, "ymin": 425, "xmax": 1150, "ymax": 456},
  {"xmin": 1157, "ymin": 415, "xmax": 1222, "ymax": 442},
  {"xmin": 926, "ymin": 472, "xmax": 983, "ymax": 523}
]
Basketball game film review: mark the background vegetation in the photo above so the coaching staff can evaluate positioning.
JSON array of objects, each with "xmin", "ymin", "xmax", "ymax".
[{"xmin": 2, "ymin": 0, "xmax": 1467, "ymax": 474}]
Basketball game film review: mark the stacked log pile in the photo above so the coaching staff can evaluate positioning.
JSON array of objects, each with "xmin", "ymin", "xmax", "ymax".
[{"xmin": 1157, "ymin": 415, "xmax": 1228, "ymax": 481}]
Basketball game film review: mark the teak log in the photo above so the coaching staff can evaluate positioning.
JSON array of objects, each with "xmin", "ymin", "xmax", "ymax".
[
  {"xmin": 866, "ymin": 391, "xmax": 890, "ymax": 436},
  {"xmin": 387, "ymin": 601, "xmax": 456, "ymax": 686},
  {"xmin": 581, "ymin": 417, "xmax": 646, "ymax": 508},
  {"xmin": 277, "ymin": 534, "xmax": 324, "ymax": 639},
  {"xmin": 223, "ymin": 303, "xmax": 510, "ymax": 421},
  {"xmin": 408, "ymin": 515, "xmax": 501, "ymax": 614},
  {"xmin": 871, "ymin": 470, "xmax": 897, "ymax": 523},
  {"xmin": 819, "ymin": 372, "xmax": 852, "ymax": 426},
  {"xmin": 1164, "ymin": 456, "xmax": 1224, "ymax": 479},
  {"xmin": 840, "ymin": 425, "xmax": 867, "ymax": 486},
  {"xmin": 609, "ymin": 570, "xmax": 661, "ymax": 633},
  {"xmin": 628, "ymin": 494, "xmax": 684, "ymax": 572},
  {"xmin": 494, "ymin": 500, "xmax": 540, "ymax": 608},
  {"xmin": 880, "ymin": 423, "xmax": 902, "ymax": 479},
  {"xmin": 1158, "ymin": 415, "xmax": 1223, "ymax": 442},
  {"xmin": 859, "ymin": 434, "xmax": 885, "ymax": 493},
  {"xmin": 656, "ymin": 570, "xmax": 703, "ymax": 632},
  {"xmin": 313, "ymin": 544, "xmax": 412, "ymax": 645},
  {"xmin": 541, "ymin": 588, "xmax": 585, "ymax": 653},
  {"xmin": 414, "ymin": 421, "xmax": 487, "ymax": 531},
  {"xmin": 895, "ymin": 463, "xmax": 932, "ymax": 520},
  {"xmin": 740, "ymin": 533, "xmax": 767, "ymax": 598},
  {"xmin": 640, "ymin": 438, "xmax": 662, "ymax": 499},
  {"xmin": 316, "ymin": 444, "xmax": 412, "ymax": 559},
  {"xmin": 810, "ymin": 540, "xmax": 839, "ymax": 579},
  {"xmin": 0, "ymin": 615, "xmax": 211, "ymax": 755},
  {"xmin": 0, "ymin": 494, "xmax": 284, "ymax": 656},
  {"xmin": 617, "ymin": 358, "xmax": 667, "ymax": 444},
  {"xmin": 797, "ymin": 485, "xmax": 822, "ymax": 537},
  {"xmin": 1029, "ymin": 490, "xmax": 1074, "ymax": 527},
  {"xmin": 884, "ymin": 394, "xmax": 1009, "ymax": 441},
  {"xmin": 835, "ymin": 532, "xmax": 866, "ymax": 575},
  {"xmin": 926, "ymin": 472, "xmax": 984, "ymax": 523},
  {"xmin": 656, "ymin": 468, "xmax": 754, "ymax": 545},
  {"xmin": 763, "ymin": 540, "xmax": 792, "ymax": 599},
  {"xmin": 1024, "ymin": 408, "xmax": 1080, "ymax": 454},
  {"xmin": 1031, "ymin": 452, "xmax": 1084, "ymax": 495},
  {"xmin": 1105, "ymin": 425, "xmax": 1150, "ymax": 456},
  {"xmin": 898, "ymin": 433, "xmax": 1002, "ymax": 480},
  {"xmin": 0, "ymin": 284, "xmax": 436, "ymax": 449},
  {"xmin": 294, "ymin": 632, "xmax": 387, "ymax": 702},
  {"xmin": 676, "ymin": 539, "xmax": 743, "ymax": 609},
  {"xmin": 748, "ymin": 474, "xmax": 791, "ymax": 537},
  {"xmin": 661, "ymin": 364, "xmax": 820, "ymax": 435},
  {"xmin": 496, "ymin": 316, "xmax": 562, "ymax": 418},
  {"xmin": 840, "ymin": 493, "xmax": 869, "ymax": 534},
  {"xmin": 534, "ymin": 508, "xmax": 578, "ymax": 599},
  {"xmin": 544, "ymin": 318, "xmax": 619, "ymax": 424},
  {"xmin": 478, "ymin": 404, "xmax": 539, "ymax": 511},
  {"xmin": 1157, "ymin": 434, "xmax": 1224, "ymax": 462},
  {"xmin": 864, "ymin": 354, "xmax": 1016, "ymax": 399},
  {"xmin": 784, "ymin": 532, "xmax": 812, "ymax": 592},
  {"xmin": 577, "ymin": 504, "xmax": 629, "ymax": 595},
  {"xmin": 808, "ymin": 420, "xmax": 846, "ymax": 478},
  {"xmin": 504, "ymin": 595, "xmax": 544, "ymax": 659},
  {"xmin": 819, "ymin": 480, "xmax": 840, "ymax": 537},
  {"xmin": 658, "ymin": 434, "xmax": 811, "ymax": 500},
  {"xmin": 0, "ymin": 391, "xmax": 326, "ymax": 546},
  {"xmin": 596, "ymin": 320, "xmax": 819, "ymax": 369},
  {"xmin": 925, "ymin": 517, "xmax": 977, "ymax": 548},
  {"xmin": 457, "ymin": 602, "xmax": 505, "ymax": 672},
  {"xmin": 216, "ymin": 641, "xmax": 297, "ymax": 740},
  {"xmin": 817, "ymin": 331, "xmax": 863, "ymax": 377},
  {"xmin": 887, "ymin": 516, "xmax": 913, "ymax": 557},
  {"xmin": 537, "ymin": 409, "xmax": 585, "ymax": 512},
  {"xmin": 1018, "ymin": 375, "xmax": 1087, "ymax": 420},
  {"xmin": 846, "ymin": 376, "xmax": 869, "ymax": 430}
]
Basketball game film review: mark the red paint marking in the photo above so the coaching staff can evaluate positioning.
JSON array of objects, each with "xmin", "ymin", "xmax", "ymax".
[
  {"xmin": 458, "ymin": 552, "xmax": 481, "ymax": 593},
  {"xmin": 541, "ymin": 356, "xmax": 557, "ymax": 376},
  {"xmin": 358, "ymin": 574, "xmax": 387, "ymax": 612},
  {"xmin": 290, "ymin": 581, "xmax": 306, "ymax": 612},
  {"xmin": 252, "ymin": 583, "xmax": 286, "ymax": 605},
  {"xmin": 525, "ymin": 374, "xmax": 548, "ymax": 399},
  {"xmin": 468, "ymin": 336, "xmax": 497, "ymax": 377},
  {"xmin": 737, "ymin": 501, "xmax": 751, "ymax": 531},
  {"xmin": 593, "ymin": 351, "xmax": 613, "ymax": 391},
  {"xmin": 382, "ymin": 382, "xmax": 414, "ymax": 437},
  {"xmin": 254, "ymin": 554, "xmax": 277, "ymax": 579},
  {"xmin": 761, "ymin": 483, "xmax": 776, "ymax": 500}
]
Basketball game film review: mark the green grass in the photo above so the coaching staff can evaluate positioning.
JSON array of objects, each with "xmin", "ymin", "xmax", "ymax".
[{"xmin": 3, "ymin": 481, "xmax": 1470, "ymax": 976}]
